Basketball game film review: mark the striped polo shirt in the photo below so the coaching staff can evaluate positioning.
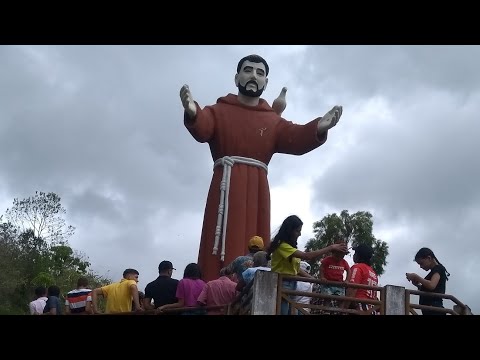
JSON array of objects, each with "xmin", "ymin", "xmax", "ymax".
[{"xmin": 65, "ymin": 288, "xmax": 92, "ymax": 313}]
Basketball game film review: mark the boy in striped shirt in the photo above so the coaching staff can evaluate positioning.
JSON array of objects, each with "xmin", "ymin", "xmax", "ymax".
[{"xmin": 65, "ymin": 277, "xmax": 93, "ymax": 314}]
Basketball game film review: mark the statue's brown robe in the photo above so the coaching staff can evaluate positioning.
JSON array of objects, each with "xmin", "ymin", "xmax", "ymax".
[{"xmin": 185, "ymin": 94, "xmax": 328, "ymax": 281}]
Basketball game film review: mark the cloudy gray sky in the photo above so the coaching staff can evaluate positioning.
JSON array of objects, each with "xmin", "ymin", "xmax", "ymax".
[{"xmin": 1, "ymin": 45, "xmax": 477, "ymax": 314}]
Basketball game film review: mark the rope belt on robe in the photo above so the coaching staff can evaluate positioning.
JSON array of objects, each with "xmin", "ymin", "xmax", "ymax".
[{"xmin": 212, "ymin": 155, "xmax": 268, "ymax": 261}]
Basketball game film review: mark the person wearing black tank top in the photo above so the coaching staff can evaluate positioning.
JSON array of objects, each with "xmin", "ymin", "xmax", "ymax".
[{"xmin": 406, "ymin": 247, "xmax": 450, "ymax": 315}]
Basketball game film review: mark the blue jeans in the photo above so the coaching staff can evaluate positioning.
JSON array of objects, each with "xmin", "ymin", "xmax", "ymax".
[{"xmin": 281, "ymin": 280, "xmax": 297, "ymax": 315}]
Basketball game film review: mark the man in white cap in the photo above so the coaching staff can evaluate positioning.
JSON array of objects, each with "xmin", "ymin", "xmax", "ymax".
[{"xmin": 295, "ymin": 261, "xmax": 314, "ymax": 314}]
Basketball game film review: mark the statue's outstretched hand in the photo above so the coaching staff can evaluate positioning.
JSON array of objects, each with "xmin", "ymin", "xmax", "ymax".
[
  {"xmin": 180, "ymin": 84, "xmax": 197, "ymax": 118},
  {"xmin": 317, "ymin": 105, "xmax": 342, "ymax": 134}
]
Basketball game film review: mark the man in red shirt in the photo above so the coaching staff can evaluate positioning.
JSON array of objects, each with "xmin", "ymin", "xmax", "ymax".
[
  {"xmin": 344, "ymin": 244, "xmax": 379, "ymax": 314},
  {"xmin": 312, "ymin": 241, "xmax": 350, "ymax": 314}
]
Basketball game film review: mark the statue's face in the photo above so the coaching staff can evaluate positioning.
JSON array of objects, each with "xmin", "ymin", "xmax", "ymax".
[{"xmin": 235, "ymin": 60, "xmax": 268, "ymax": 97}]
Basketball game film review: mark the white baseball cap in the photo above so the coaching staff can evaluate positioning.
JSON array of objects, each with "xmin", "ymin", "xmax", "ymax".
[{"xmin": 300, "ymin": 261, "xmax": 311, "ymax": 273}]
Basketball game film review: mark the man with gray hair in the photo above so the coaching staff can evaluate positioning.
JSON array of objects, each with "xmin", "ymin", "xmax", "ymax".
[{"xmin": 236, "ymin": 251, "xmax": 271, "ymax": 292}]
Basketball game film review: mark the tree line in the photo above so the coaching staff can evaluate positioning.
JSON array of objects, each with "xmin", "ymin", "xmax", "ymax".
[{"xmin": 0, "ymin": 191, "xmax": 110, "ymax": 315}]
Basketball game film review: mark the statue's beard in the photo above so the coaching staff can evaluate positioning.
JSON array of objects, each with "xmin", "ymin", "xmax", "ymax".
[{"xmin": 238, "ymin": 80, "xmax": 265, "ymax": 97}]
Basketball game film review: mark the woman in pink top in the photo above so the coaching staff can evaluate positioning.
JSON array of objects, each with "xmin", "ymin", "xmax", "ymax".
[{"xmin": 158, "ymin": 263, "xmax": 207, "ymax": 315}]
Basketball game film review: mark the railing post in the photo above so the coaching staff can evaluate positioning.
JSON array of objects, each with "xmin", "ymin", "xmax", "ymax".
[
  {"xmin": 251, "ymin": 271, "xmax": 279, "ymax": 315},
  {"xmin": 384, "ymin": 285, "xmax": 406, "ymax": 315}
]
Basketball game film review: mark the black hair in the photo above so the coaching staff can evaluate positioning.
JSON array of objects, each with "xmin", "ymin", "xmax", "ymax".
[
  {"xmin": 123, "ymin": 268, "xmax": 139, "ymax": 278},
  {"xmin": 34, "ymin": 286, "xmax": 46, "ymax": 297},
  {"xmin": 414, "ymin": 247, "xmax": 450, "ymax": 280},
  {"xmin": 237, "ymin": 54, "xmax": 269, "ymax": 76},
  {"xmin": 47, "ymin": 285, "xmax": 60, "ymax": 297},
  {"xmin": 220, "ymin": 266, "xmax": 233, "ymax": 276},
  {"xmin": 77, "ymin": 276, "xmax": 89, "ymax": 288},
  {"xmin": 266, "ymin": 215, "xmax": 303, "ymax": 260},
  {"xmin": 353, "ymin": 244, "xmax": 374, "ymax": 266},
  {"xmin": 184, "ymin": 263, "xmax": 202, "ymax": 280}
]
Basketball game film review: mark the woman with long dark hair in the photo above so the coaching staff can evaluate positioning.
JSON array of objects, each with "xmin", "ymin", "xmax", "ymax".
[
  {"xmin": 267, "ymin": 215, "xmax": 347, "ymax": 315},
  {"xmin": 158, "ymin": 263, "xmax": 206, "ymax": 315},
  {"xmin": 406, "ymin": 247, "xmax": 450, "ymax": 315}
]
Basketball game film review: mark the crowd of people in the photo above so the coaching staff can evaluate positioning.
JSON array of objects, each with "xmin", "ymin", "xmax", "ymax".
[{"xmin": 28, "ymin": 214, "xmax": 450, "ymax": 316}]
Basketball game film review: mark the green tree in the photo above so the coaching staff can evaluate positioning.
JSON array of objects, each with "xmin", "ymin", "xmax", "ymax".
[
  {"xmin": 305, "ymin": 210, "xmax": 389, "ymax": 277},
  {"xmin": 0, "ymin": 220, "xmax": 24, "ymax": 314},
  {"xmin": 5, "ymin": 191, "xmax": 75, "ymax": 244},
  {"xmin": 0, "ymin": 192, "xmax": 111, "ymax": 314}
]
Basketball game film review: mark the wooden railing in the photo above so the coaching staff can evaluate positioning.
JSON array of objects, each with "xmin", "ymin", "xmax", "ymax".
[
  {"xmin": 229, "ymin": 278, "xmax": 254, "ymax": 315},
  {"xmin": 91, "ymin": 304, "xmax": 228, "ymax": 315},
  {"xmin": 247, "ymin": 271, "xmax": 472, "ymax": 315},
  {"xmin": 405, "ymin": 289, "xmax": 472, "ymax": 315},
  {"xmin": 84, "ymin": 271, "xmax": 472, "ymax": 316},
  {"xmin": 277, "ymin": 274, "xmax": 385, "ymax": 315}
]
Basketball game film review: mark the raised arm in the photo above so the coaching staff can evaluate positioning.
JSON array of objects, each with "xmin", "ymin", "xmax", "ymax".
[
  {"xmin": 274, "ymin": 117, "xmax": 325, "ymax": 155},
  {"xmin": 292, "ymin": 243, "xmax": 347, "ymax": 261},
  {"xmin": 317, "ymin": 106, "xmax": 342, "ymax": 136},
  {"xmin": 274, "ymin": 105, "xmax": 342, "ymax": 155},
  {"xmin": 180, "ymin": 84, "xmax": 215, "ymax": 143},
  {"xmin": 180, "ymin": 84, "xmax": 198, "ymax": 119}
]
